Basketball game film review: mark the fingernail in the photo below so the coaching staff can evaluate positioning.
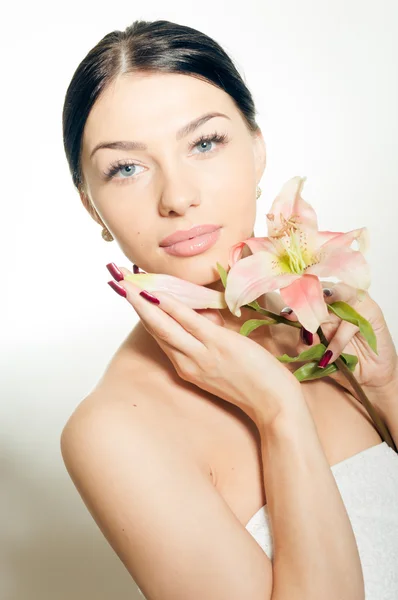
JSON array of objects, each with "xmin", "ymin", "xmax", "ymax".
[
  {"xmin": 108, "ymin": 280, "xmax": 127, "ymax": 297},
  {"xmin": 323, "ymin": 288, "xmax": 333, "ymax": 297},
  {"xmin": 281, "ymin": 307, "xmax": 293, "ymax": 314},
  {"xmin": 133, "ymin": 264, "xmax": 141, "ymax": 274},
  {"xmin": 139, "ymin": 290, "xmax": 160, "ymax": 304},
  {"xmin": 300, "ymin": 327, "xmax": 313, "ymax": 345},
  {"xmin": 319, "ymin": 349, "xmax": 333, "ymax": 368},
  {"xmin": 106, "ymin": 262, "xmax": 124, "ymax": 282}
]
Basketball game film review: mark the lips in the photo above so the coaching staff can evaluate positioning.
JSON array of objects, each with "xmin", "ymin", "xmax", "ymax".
[{"xmin": 159, "ymin": 224, "xmax": 221, "ymax": 247}]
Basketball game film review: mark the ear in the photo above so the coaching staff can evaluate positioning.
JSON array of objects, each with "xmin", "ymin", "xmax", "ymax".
[
  {"xmin": 252, "ymin": 128, "xmax": 266, "ymax": 183},
  {"xmin": 78, "ymin": 187, "xmax": 104, "ymax": 227}
]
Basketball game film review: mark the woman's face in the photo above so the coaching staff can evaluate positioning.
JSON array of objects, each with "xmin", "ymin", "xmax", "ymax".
[{"xmin": 80, "ymin": 72, "xmax": 266, "ymax": 287}]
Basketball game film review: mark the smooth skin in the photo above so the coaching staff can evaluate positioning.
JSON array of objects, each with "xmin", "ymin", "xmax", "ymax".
[
  {"xmin": 61, "ymin": 71, "xmax": 397, "ymax": 599},
  {"xmin": 79, "ymin": 71, "xmax": 266, "ymax": 294},
  {"xmin": 111, "ymin": 277, "xmax": 305, "ymax": 429}
]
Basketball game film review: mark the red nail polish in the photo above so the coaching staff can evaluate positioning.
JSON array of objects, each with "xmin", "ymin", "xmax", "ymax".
[
  {"xmin": 106, "ymin": 263, "xmax": 124, "ymax": 282},
  {"xmin": 107, "ymin": 280, "xmax": 127, "ymax": 297},
  {"xmin": 139, "ymin": 290, "xmax": 160, "ymax": 304},
  {"xmin": 300, "ymin": 327, "xmax": 313, "ymax": 345},
  {"xmin": 133, "ymin": 264, "xmax": 141, "ymax": 274},
  {"xmin": 319, "ymin": 349, "xmax": 333, "ymax": 368}
]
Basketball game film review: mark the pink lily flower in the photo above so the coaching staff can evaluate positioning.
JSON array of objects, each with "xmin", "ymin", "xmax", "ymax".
[
  {"xmin": 224, "ymin": 176, "xmax": 371, "ymax": 333},
  {"xmin": 124, "ymin": 272, "xmax": 227, "ymax": 310}
]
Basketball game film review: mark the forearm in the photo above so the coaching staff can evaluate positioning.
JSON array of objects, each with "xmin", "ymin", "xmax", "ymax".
[{"xmin": 258, "ymin": 401, "xmax": 364, "ymax": 600}]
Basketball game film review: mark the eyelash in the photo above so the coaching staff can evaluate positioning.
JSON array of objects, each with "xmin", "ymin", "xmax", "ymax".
[{"xmin": 102, "ymin": 131, "xmax": 230, "ymax": 182}]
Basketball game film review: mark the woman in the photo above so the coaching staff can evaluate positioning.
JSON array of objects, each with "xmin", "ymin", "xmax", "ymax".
[{"xmin": 60, "ymin": 19, "xmax": 398, "ymax": 600}]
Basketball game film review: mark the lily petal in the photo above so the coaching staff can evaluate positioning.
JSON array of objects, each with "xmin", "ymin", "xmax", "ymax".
[
  {"xmin": 318, "ymin": 227, "xmax": 369, "ymax": 254},
  {"xmin": 306, "ymin": 247, "xmax": 371, "ymax": 290},
  {"xmin": 228, "ymin": 236, "xmax": 276, "ymax": 268},
  {"xmin": 266, "ymin": 176, "xmax": 319, "ymax": 238},
  {"xmin": 124, "ymin": 272, "xmax": 227, "ymax": 309},
  {"xmin": 280, "ymin": 274, "xmax": 330, "ymax": 333},
  {"xmin": 225, "ymin": 251, "xmax": 300, "ymax": 317},
  {"xmin": 316, "ymin": 230, "xmax": 347, "ymax": 247}
]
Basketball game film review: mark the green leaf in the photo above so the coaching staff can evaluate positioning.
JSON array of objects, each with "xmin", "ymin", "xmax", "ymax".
[
  {"xmin": 277, "ymin": 344, "xmax": 326, "ymax": 363},
  {"xmin": 216, "ymin": 262, "xmax": 228, "ymax": 289},
  {"xmin": 239, "ymin": 318, "xmax": 278, "ymax": 336},
  {"xmin": 328, "ymin": 301, "xmax": 378, "ymax": 354},
  {"xmin": 292, "ymin": 351, "xmax": 358, "ymax": 382},
  {"xmin": 293, "ymin": 361, "xmax": 338, "ymax": 381},
  {"xmin": 341, "ymin": 352, "xmax": 359, "ymax": 370}
]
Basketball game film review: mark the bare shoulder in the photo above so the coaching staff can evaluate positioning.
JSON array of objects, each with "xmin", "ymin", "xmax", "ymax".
[
  {"xmin": 62, "ymin": 311, "xmax": 384, "ymax": 540},
  {"xmin": 60, "ymin": 355, "xmax": 273, "ymax": 599},
  {"xmin": 63, "ymin": 320, "xmax": 207, "ymax": 455}
]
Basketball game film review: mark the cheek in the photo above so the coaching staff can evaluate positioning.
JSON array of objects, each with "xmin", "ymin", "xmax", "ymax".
[
  {"xmin": 222, "ymin": 172, "xmax": 257, "ymax": 221},
  {"xmin": 118, "ymin": 224, "xmax": 151, "ymax": 251},
  {"xmin": 219, "ymin": 148, "xmax": 257, "ymax": 196},
  {"xmin": 112, "ymin": 210, "xmax": 155, "ymax": 259}
]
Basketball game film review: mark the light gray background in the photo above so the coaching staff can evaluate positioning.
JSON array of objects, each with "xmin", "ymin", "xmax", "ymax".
[{"xmin": 1, "ymin": 1, "xmax": 397, "ymax": 598}]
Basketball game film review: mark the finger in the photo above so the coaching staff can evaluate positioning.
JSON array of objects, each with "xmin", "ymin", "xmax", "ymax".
[
  {"xmin": 117, "ymin": 267, "xmax": 224, "ymax": 329},
  {"xmin": 320, "ymin": 280, "xmax": 368, "ymax": 306},
  {"xmin": 109, "ymin": 267, "xmax": 221, "ymax": 349},
  {"xmin": 320, "ymin": 319, "xmax": 359, "ymax": 366},
  {"xmin": 121, "ymin": 279, "xmax": 217, "ymax": 351},
  {"xmin": 149, "ymin": 290, "xmax": 220, "ymax": 346},
  {"xmin": 195, "ymin": 308, "xmax": 225, "ymax": 327},
  {"xmin": 280, "ymin": 307, "xmax": 299, "ymax": 322},
  {"xmin": 110, "ymin": 263, "xmax": 145, "ymax": 280},
  {"xmin": 121, "ymin": 281, "xmax": 205, "ymax": 354}
]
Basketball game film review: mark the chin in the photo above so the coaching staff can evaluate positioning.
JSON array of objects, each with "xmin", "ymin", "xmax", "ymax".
[
  {"xmin": 164, "ymin": 258, "xmax": 226, "ymax": 286},
  {"xmin": 194, "ymin": 248, "xmax": 241, "ymax": 287}
]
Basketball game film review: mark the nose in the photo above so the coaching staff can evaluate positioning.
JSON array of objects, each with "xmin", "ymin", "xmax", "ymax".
[{"xmin": 158, "ymin": 173, "xmax": 201, "ymax": 217}]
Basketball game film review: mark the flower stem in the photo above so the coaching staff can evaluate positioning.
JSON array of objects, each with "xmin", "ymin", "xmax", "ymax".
[
  {"xmin": 243, "ymin": 302, "xmax": 302, "ymax": 328},
  {"xmin": 316, "ymin": 326, "xmax": 397, "ymax": 452},
  {"xmin": 243, "ymin": 301, "xmax": 397, "ymax": 451}
]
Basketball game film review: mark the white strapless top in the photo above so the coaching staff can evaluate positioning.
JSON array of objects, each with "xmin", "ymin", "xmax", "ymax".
[
  {"xmin": 137, "ymin": 441, "xmax": 398, "ymax": 599},
  {"xmin": 245, "ymin": 442, "xmax": 398, "ymax": 600}
]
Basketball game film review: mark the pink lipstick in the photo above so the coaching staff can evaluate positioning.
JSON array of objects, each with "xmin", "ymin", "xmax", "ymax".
[{"xmin": 160, "ymin": 225, "xmax": 222, "ymax": 257}]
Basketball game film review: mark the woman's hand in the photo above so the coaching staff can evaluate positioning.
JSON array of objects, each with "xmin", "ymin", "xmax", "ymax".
[
  {"xmin": 107, "ymin": 264, "xmax": 306, "ymax": 429},
  {"xmin": 282, "ymin": 281, "xmax": 398, "ymax": 394}
]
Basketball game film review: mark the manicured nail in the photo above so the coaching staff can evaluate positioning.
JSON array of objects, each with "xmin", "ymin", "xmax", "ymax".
[
  {"xmin": 133, "ymin": 264, "xmax": 141, "ymax": 274},
  {"xmin": 139, "ymin": 290, "xmax": 160, "ymax": 304},
  {"xmin": 323, "ymin": 288, "xmax": 333, "ymax": 297},
  {"xmin": 106, "ymin": 262, "xmax": 124, "ymax": 282},
  {"xmin": 319, "ymin": 349, "xmax": 333, "ymax": 368},
  {"xmin": 300, "ymin": 327, "xmax": 313, "ymax": 345},
  {"xmin": 281, "ymin": 307, "xmax": 293, "ymax": 314},
  {"xmin": 107, "ymin": 280, "xmax": 127, "ymax": 297}
]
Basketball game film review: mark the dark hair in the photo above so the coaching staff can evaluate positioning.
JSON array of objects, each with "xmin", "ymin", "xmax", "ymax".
[{"xmin": 62, "ymin": 19, "xmax": 260, "ymax": 192}]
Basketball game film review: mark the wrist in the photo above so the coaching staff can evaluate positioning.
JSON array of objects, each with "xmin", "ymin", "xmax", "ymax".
[{"xmin": 253, "ymin": 386, "xmax": 310, "ymax": 432}]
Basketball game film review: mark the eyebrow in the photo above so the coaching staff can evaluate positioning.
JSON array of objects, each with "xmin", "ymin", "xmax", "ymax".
[{"xmin": 89, "ymin": 111, "xmax": 231, "ymax": 160}]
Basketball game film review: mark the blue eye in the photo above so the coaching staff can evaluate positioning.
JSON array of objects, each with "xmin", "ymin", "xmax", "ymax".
[
  {"xmin": 104, "ymin": 162, "xmax": 144, "ymax": 181},
  {"xmin": 103, "ymin": 131, "xmax": 229, "ymax": 182},
  {"xmin": 118, "ymin": 164, "xmax": 135, "ymax": 177},
  {"xmin": 190, "ymin": 132, "xmax": 229, "ymax": 154}
]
